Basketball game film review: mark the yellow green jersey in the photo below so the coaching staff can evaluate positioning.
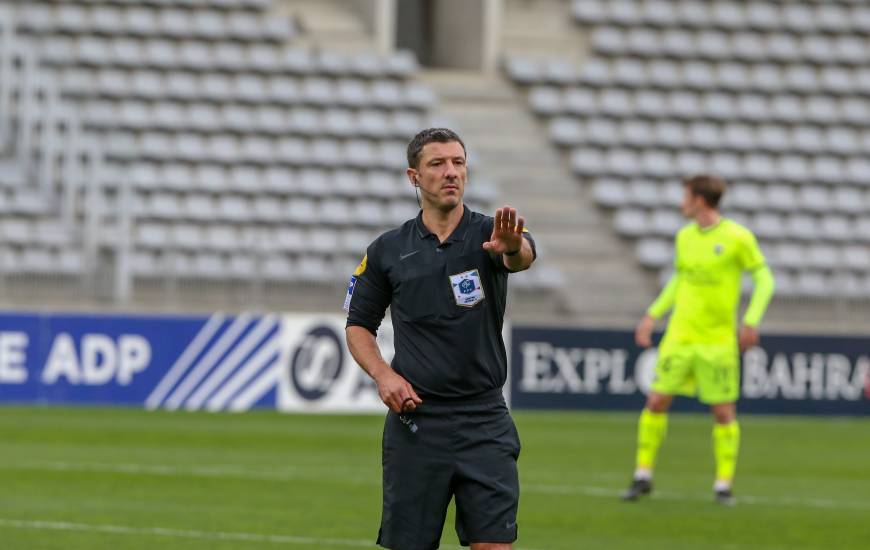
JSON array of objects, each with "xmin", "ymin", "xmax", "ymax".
[{"xmin": 649, "ymin": 218, "xmax": 773, "ymax": 346}]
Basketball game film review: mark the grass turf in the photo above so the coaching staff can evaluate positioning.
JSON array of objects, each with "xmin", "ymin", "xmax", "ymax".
[{"xmin": 0, "ymin": 406, "xmax": 868, "ymax": 549}]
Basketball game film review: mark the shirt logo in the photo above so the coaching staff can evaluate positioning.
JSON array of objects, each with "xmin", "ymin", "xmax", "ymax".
[
  {"xmin": 714, "ymin": 244, "xmax": 723, "ymax": 255},
  {"xmin": 342, "ymin": 275, "xmax": 357, "ymax": 312},
  {"xmin": 399, "ymin": 250, "xmax": 419, "ymax": 261},
  {"xmin": 449, "ymin": 269, "xmax": 485, "ymax": 307}
]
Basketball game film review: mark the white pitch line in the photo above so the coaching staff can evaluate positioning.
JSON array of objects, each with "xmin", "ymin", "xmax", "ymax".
[
  {"xmin": 5, "ymin": 461, "xmax": 869, "ymax": 513},
  {"xmin": 0, "ymin": 518, "xmax": 544, "ymax": 550},
  {"xmin": 525, "ymin": 483, "xmax": 870, "ymax": 511},
  {"xmin": 0, "ymin": 518, "xmax": 373, "ymax": 548}
]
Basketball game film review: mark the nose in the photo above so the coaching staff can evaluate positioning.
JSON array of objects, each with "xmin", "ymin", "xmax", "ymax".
[{"xmin": 445, "ymin": 160, "xmax": 460, "ymax": 178}]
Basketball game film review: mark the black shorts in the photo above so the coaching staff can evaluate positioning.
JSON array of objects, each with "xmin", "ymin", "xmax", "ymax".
[{"xmin": 377, "ymin": 390, "xmax": 521, "ymax": 550}]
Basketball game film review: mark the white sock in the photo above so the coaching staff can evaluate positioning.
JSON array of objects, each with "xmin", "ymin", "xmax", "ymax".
[
  {"xmin": 634, "ymin": 468, "xmax": 652, "ymax": 481},
  {"xmin": 713, "ymin": 479, "xmax": 731, "ymax": 492}
]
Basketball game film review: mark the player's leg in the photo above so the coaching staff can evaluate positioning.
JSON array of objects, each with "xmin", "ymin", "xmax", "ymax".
[
  {"xmin": 623, "ymin": 346, "xmax": 694, "ymax": 501},
  {"xmin": 621, "ymin": 391, "xmax": 672, "ymax": 500},
  {"xmin": 378, "ymin": 409, "xmax": 455, "ymax": 549},
  {"xmin": 696, "ymin": 344, "xmax": 741, "ymax": 505},
  {"xmin": 711, "ymin": 402, "xmax": 739, "ymax": 505}
]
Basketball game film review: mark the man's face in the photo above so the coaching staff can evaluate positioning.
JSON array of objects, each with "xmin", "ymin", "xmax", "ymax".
[
  {"xmin": 408, "ymin": 141, "xmax": 466, "ymax": 211},
  {"xmin": 681, "ymin": 186, "xmax": 704, "ymax": 218}
]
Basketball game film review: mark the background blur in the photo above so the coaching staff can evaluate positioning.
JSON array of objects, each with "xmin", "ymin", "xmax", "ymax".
[
  {"xmin": 0, "ymin": 2, "xmax": 868, "ymax": 549},
  {"xmin": 0, "ymin": 0, "xmax": 869, "ymax": 333}
]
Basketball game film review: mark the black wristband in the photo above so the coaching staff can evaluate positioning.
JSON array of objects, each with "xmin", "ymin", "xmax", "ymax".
[{"xmin": 505, "ymin": 248, "xmax": 521, "ymax": 256}]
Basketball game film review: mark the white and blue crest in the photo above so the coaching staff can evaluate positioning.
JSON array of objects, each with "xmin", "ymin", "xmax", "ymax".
[{"xmin": 449, "ymin": 269, "xmax": 485, "ymax": 307}]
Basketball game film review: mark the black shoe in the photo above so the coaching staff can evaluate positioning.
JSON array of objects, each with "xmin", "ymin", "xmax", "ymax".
[
  {"xmin": 714, "ymin": 488, "xmax": 736, "ymax": 506},
  {"xmin": 621, "ymin": 478, "xmax": 652, "ymax": 501}
]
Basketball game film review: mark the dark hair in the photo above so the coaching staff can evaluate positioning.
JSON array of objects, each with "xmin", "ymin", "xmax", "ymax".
[
  {"xmin": 684, "ymin": 173, "xmax": 726, "ymax": 208},
  {"xmin": 406, "ymin": 128, "xmax": 466, "ymax": 169}
]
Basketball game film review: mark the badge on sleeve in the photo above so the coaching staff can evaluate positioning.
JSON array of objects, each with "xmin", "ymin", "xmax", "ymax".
[
  {"xmin": 343, "ymin": 254, "xmax": 367, "ymax": 312},
  {"xmin": 449, "ymin": 269, "xmax": 485, "ymax": 307}
]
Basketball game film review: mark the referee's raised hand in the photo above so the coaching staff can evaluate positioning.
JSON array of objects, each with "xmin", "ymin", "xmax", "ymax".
[
  {"xmin": 375, "ymin": 369, "xmax": 422, "ymax": 413},
  {"xmin": 483, "ymin": 206, "xmax": 525, "ymax": 255}
]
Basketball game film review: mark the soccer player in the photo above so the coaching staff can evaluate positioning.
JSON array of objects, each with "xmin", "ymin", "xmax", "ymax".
[
  {"xmin": 344, "ymin": 128, "xmax": 536, "ymax": 549},
  {"xmin": 622, "ymin": 174, "xmax": 775, "ymax": 505}
]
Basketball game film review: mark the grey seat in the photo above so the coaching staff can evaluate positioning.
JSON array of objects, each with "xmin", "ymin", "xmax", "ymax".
[
  {"xmin": 842, "ymin": 245, "xmax": 870, "ymax": 272},
  {"xmin": 650, "ymin": 209, "xmax": 683, "ymax": 236},
  {"xmin": 252, "ymin": 195, "xmax": 283, "ymax": 222},
  {"xmin": 171, "ymin": 224, "xmax": 203, "ymax": 249},
  {"xmin": 795, "ymin": 271, "xmax": 830, "ymax": 297},
  {"xmin": 807, "ymin": 244, "xmax": 840, "ymax": 269},
  {"xmin": 592, "ymin": 178, "xmax": 627, "ymax": 208},
  {"xmin": 764, "ymin": 184, "xmax": 797, "ymax": 212},
  {"xmin": 183, "ymin": 194, "xmax": 216, "ymax": 220},
  {"xmin": 613, "ymin": 208, "xmax": 649, "ymax": 236},
  {"xmin": 752, "ymin": 212, "xmax": 785, "ymax": 239},
  {"xmin": 785, "ymin": 214, "xmax": 819, "ymax": 241},
  {"xmin": 820, "ymin": 215, "xmax": 852, "ymax": 242},
  {"xmin": 636, "ymin": 238, "xmax": 673, "ymax": 268}
]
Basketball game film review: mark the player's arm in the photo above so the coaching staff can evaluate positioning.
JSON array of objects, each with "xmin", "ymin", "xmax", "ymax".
[
  {"xmin": 344, "ymin": 245, "xmax": 421, "ymax": 413},
  {"xmin": 736, "ymin": 230, "xmax": 775, "ymax": 350},
  {"xmin": 483, "ymin": 206, "xmax": 536, "ymax": 272},
  {"xmin": 636, "ymin": 274, "xmax": 678, "ymax": 348},
  {"xmin": 739, "ymin": 265, "xmax": 775, "ymax": 351}
]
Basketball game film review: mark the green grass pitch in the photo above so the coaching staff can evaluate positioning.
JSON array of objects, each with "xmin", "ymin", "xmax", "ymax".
[{"xmin": 1, "ymin": 406, "xmax": 868, "ymax": 549}]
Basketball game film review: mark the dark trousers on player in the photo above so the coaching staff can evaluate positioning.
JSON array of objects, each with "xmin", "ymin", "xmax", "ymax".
[{"xmin": 377, "ymin": 389, "xmax": 521, "ymax": 550}]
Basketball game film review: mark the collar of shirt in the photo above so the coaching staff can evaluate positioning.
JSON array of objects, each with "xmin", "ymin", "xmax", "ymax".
[{"xmin": 414, "ymin": 205, "xmax": 472, "ymax": 245}]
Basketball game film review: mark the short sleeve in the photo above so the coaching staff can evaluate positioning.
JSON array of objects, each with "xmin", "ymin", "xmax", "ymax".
[
  {"xmin": 345, "ymin": 241, "xmax": 391, "ymax": 335},
  {"xmin": 737, "ymin": 229, "xmax": 766, "ymax": 271}
]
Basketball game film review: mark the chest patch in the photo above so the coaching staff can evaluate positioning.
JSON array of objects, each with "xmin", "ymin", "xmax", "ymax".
[{"xmin": 449, "ymin": 269, "xmax": 485, "ymax": 307}]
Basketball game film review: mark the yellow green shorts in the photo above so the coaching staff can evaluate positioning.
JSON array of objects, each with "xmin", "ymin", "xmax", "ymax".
[{"xmin": 651, "ymin": 343, "xmax": 740, "ymax": 405}]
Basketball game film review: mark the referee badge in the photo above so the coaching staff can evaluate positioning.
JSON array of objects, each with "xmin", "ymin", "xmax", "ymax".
[{"xmin": 449, "ymin": 269, "xmax": 485, "ymax": 307}]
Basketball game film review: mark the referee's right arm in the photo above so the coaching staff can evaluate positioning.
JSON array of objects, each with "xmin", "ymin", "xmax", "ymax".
[
  {"xmin": 345, "ymin": 244, "xmax": 422, "ymax": 413},
  {"xmin": 346, "ymin": 327, "xmax": 421, "ymax": 413}
]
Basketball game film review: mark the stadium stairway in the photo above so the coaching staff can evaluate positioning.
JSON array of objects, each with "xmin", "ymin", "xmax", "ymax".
[
  {"xmin": 418, "ymin": 67, "xmax": 653, "ymax": 327},
  {"xmin": 276, "ymin": 0, "xmax": 376, "ymax": 53}
]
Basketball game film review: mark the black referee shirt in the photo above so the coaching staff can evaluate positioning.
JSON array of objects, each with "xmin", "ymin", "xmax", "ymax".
[{"xmin": 345, "ymin": 206, "xmax": 536, "ymax": 399}]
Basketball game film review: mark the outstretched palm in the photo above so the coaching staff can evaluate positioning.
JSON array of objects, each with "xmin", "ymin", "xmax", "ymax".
[{"xmin": 483, "ymin": 206, "xmax": 525, "ymax": 254}]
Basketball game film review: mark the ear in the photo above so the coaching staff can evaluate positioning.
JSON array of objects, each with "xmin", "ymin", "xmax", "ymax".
[{"xmin": 406, "ymin": 168, "xmax": 419, "ymax": 187}]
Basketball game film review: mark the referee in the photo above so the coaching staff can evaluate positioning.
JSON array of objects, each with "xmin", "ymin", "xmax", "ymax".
[{"xmin": 344, "ymin": 128, "xmax": 536, "ymax": 550}]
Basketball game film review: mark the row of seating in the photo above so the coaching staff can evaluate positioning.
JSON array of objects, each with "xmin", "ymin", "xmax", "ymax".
[
  {"xmin": 109, "ymin": 162, "xmax": 497, "ymax": 199},
  {"xmin": 510, "ymin": 57, "xmax": 870, "ymax": 95},
  {"xmin": 572, "ymin": 0, "xmax": 870, "ymax": 33},
  {"xmin": 527, "ymin": 86, "xmax": 870, "ymax": 125},
  {"xmin": 570, "ymin": 146, "xmax": 870, "ymax": 184},
  {"xmin": 0, "ymin": 218, "xmax": 78, "ymax": 245},
  {"xmin": 130, "ymin": 195, "xmax": 425, "ymax": 226},
  {"xmin": 16, "ymin": 0, "xmax": 271, "ymax": 9},
  {"xmin": 136, "ymin": 223, "xmax": 378, "ymax": 254},
  {"xmin": 58, "ymin": 68, "xmax": 433, "ymax": 108},
  {"xmin": 80, "ymin": 101, "xmax": 426, "ymax": 138},
  {"xmin": 37, "ymin": 36, "xmax": 420, "ymax": 77},
  {"xmin": 130, "ymin": 249, "xmax": 358, "ymax": 281},
  {"xmin": 102, "ymin": 132, "xmax": 408, "ymax": 169},
  {"xmin": 590, "ymin": 27, "xmax": 870, "ymax": 65},
  {"xmin": 550, "ymin": 117, "xmax": 870, "ymax": 155},
  {"xmin": 0, "ymin": 189, "xmax": 54, "ymax": 214},
  {"xmin": 0, "ymin": 246, "xmax": 84, "ymax": 274},
  {"xmin": 590, "ymin": 26, "xmax": 868, "ymax": 64},
  {"xmin": 16, "ymin": 3, "xmax": 294, "ymax": 41},
  {"xmin": 593, "ymin": 178, "xmax": 870, "ymax": 214},
  {"xmin": 615, "ymin": 208, "xmax": 870, "ymax": 242},
  {"xmin": 130, "ymin": 249, "xmax": 567, "ymax": 290},
  {"xmin": 637, "ymin": 237, "xmax": 870, "ymax": 271}
]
